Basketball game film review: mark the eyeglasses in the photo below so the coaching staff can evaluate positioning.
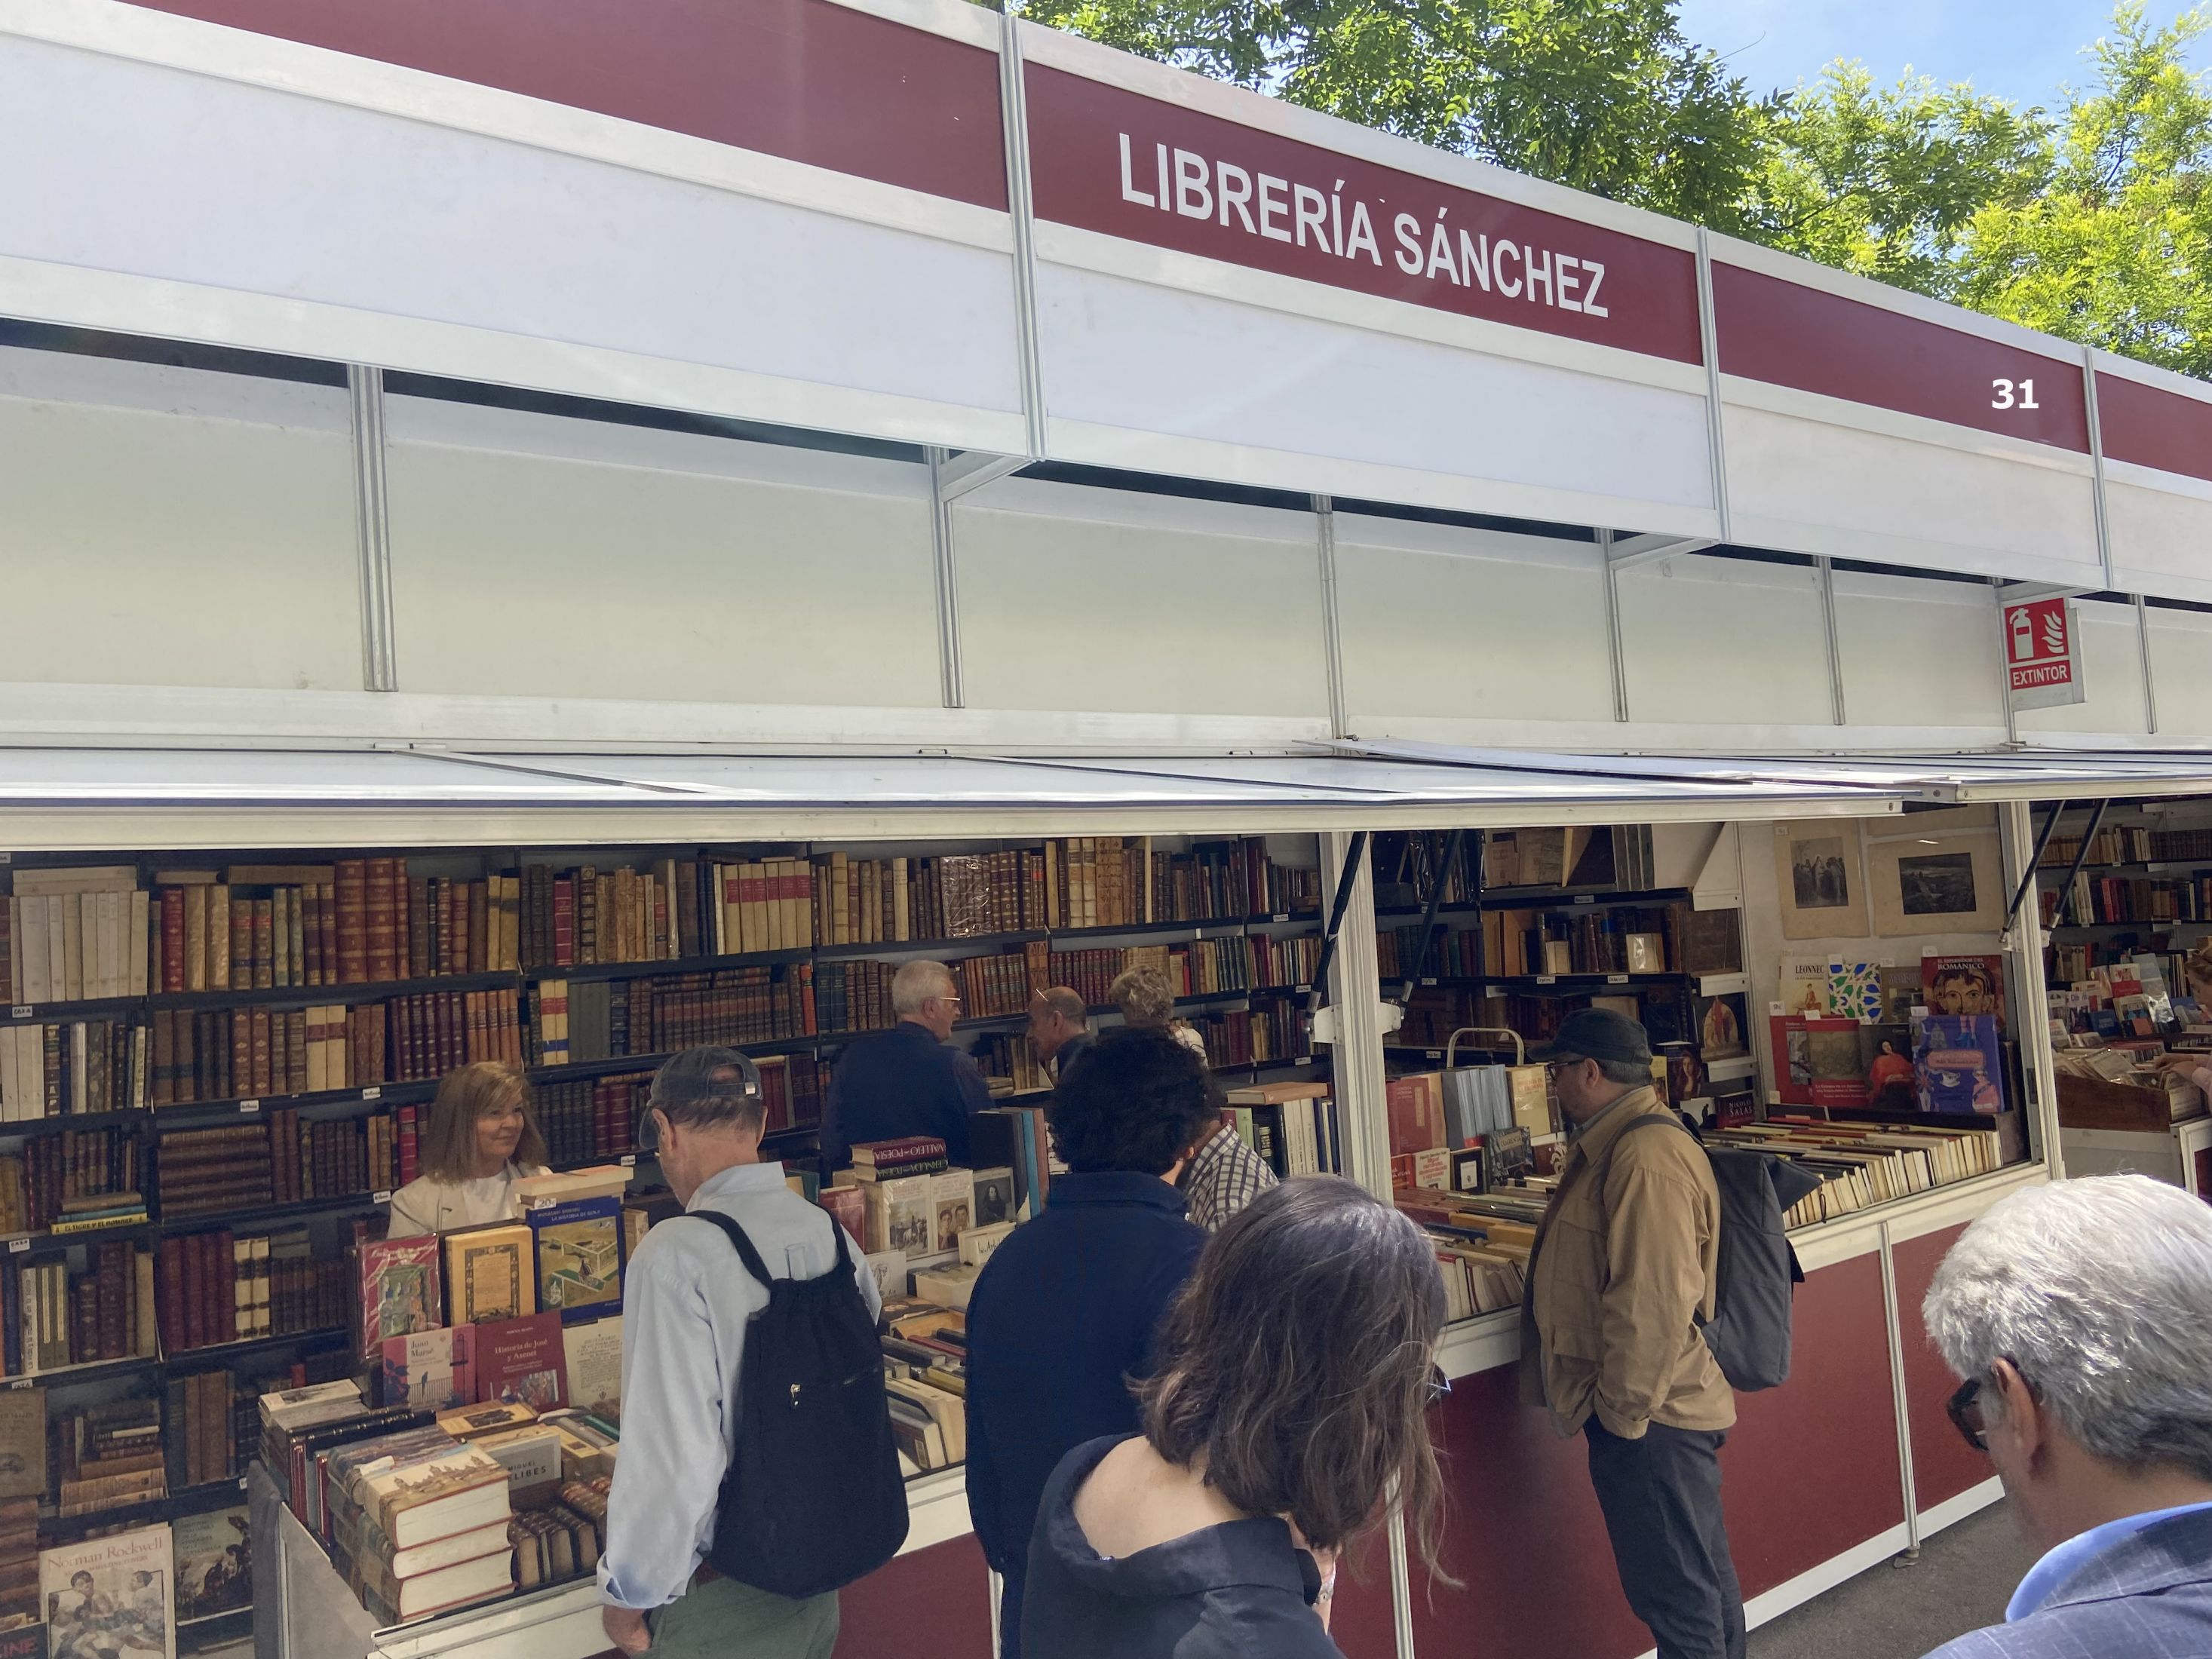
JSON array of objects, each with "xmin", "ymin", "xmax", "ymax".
[
  {"xmin": 1946, "ymin": 1375, "xmax": 1989, "ymax": 1451},
  {"xmin": 1428, "ymin": 1364, "xmax": 1452, "ymax": 1403}
]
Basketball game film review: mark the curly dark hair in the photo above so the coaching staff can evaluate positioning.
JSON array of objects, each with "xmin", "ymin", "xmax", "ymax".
[
  {"xmin": 1137, "ymin": 1177, "xmax": 1453, "ymax": 1578},
  {"xmin": 1047, "ymin": 1026, "xmax": 1221, "ymax": 1176}
]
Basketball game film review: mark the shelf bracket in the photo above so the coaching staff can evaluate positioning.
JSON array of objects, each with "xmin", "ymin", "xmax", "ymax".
[{"xmin": 1607, "ymin": 532, "xmax": 1715, "ymax": 572}]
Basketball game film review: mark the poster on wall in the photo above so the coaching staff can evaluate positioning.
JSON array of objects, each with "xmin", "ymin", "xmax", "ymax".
[
  {"xmin": 1773, "ymin": 820, "xmax": 1869, "ymax": 939},
  {"xmin": 1868, "ymin": 833, "xmax": 2004, "ymax": 937}
]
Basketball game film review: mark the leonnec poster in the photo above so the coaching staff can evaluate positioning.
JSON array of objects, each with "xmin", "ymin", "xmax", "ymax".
[{"xmin": 2004, "ymin": 596, "xmax": 2086, "ymax": 711}]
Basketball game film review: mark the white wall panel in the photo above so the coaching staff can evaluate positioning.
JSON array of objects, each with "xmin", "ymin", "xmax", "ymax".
[
  {"xmin": 1035, "ymin": 262, "xmax": 1717, "ymax": 535},
  {"xmin": 1724, "ymin": 400, "xmax": 2103, "ymax": 587},
  {"xmin": 1334, "ymin": 517, "xmax": 1613, "ymax": 730},
  {"xmin": 1831, "ymin": 570, "xmax": 2005, "ymax": 734},
  {"xmin": 2014, "ymin": 598, "xmax": 2149, "ymax": 738},
  {"xmin": 2146, "ymin": 606, "xmax": 2212, "ymax": 741},
  {"xmin": 1616, "ymin": 555, "xmax": 1831, "ymax": 727},
  {"xmin": 385, "ymin": 399, "xmax": 940, "ymax": 707},
  {"xmin": 2107, "ymin": 473, "xmax": 2212, "ymax": 607},
  {"xmin": 953, "ymin": 480, "xmax": 1329, "ymax": 719},
  {"xmin": 0, "ymin": 346, "xmax": 360, "ymax": 689},
  {"xmin": 0, "ymin": 35, "xmax": 1024, "ymax": 450}
]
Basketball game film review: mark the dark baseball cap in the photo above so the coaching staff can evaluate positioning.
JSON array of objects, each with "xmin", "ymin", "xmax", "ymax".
[{"xmin": 1531, "ymin": 1007, "xmax": 1652, "ymax": 1067}]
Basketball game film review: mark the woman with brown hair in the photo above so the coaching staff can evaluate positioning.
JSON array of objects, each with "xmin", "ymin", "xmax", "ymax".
[
  {"xmin": 385, "ymin": 1061, "xmax": 551, "ymax": 1238},
  {"xmin": 1020, "ymin": 1176, "xmax": 1450, "ymax": 1656}
]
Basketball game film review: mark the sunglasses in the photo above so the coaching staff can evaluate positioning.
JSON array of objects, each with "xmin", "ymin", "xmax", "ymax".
[{"xmin": 1947, "ymin": 1363, "xmax": 2034, "ymax": 1452}]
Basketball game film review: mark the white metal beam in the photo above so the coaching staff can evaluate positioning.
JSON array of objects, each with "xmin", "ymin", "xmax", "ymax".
[
  {"xmin": 934, "ymin": 449, "xmax": 1028, "ymax": 502},
  {"xmin": 1608, "ymin": 532, "xmax": 1717, "ymax": 570}
]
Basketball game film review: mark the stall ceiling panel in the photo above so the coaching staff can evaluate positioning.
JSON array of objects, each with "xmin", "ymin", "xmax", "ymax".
[
  {"xmin": 1830, "ymin": 569, "xmax": 2005, "ymax": 737},
  {"xmin": 951, "ymin": 482, "xmax": 1330, "ymax": 722},
  {"xmin": 1333, "ymin": 518, "xmax": 1615, "ymax": 728},
  {"xmin": 0, "ymin": 20, "xmax": 1023, "ymax": 452},
  {"xmin": 2014, "ymin": 599, "xmax": 2149, "ymax": 739},
  {"xmin": 1615, "ymin": 557, "xmax": 1832, "ymax": 728},
  {"xmin": 117, "ymin": 0, "xmax": 1008, "ymax": 209},
  {"xmin": 385, "ymin": 398, "xmax": 942, "ymax": 709},
  {"xmin": 2146, "ymin": 609, "xmax": 2212, "ymax": 744},
  {"xmin": 0, "ymin": 347, "xmax": 360, "ymax": 691}
]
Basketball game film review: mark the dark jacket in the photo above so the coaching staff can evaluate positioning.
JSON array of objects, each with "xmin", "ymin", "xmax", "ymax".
[
  {"xmin": 1022, "ymin": 1435, "xmax": 1340, "ymax": 1659},
  {"xmin": 1924, "ymin": 1509, "xmax": 2212, "ymax": 1659},
  {"xmin": 965, "ymin": 1173, "xmax": 1204, "ymax": 1584},
  {"xmin": 819, "ymin": 1020, "xmax": 992, "ymax": 1170}
]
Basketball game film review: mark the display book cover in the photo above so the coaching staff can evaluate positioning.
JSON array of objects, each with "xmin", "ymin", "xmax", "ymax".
[
  {"xmin": 382, "ymin": 1325, "xmax": 477, "ymax": 1412},
  {"xmin": 357, "ymin": 1236, "xmax": 442, "ymax": 1363},
  {"xmin": 40, "ymin": 1523, "xmax": 174, "ymax": 1659},
  {"xmin": 441, "ymin": 1222, "xmax": 535, "ymax": 1328},
  {"xmin": 525, "ymin": 1196, "xmax": 624, "ymax": 1320},
  {"xmin": 1913, "ymin": 1013, "xmax": 2005, "ymax": 1115},
  {"xmin": 471, "ymin": 1311, "xmax": 568, "ymax": 1413}
]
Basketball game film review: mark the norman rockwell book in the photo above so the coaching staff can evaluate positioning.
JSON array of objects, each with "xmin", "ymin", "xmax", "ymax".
[{"xmin": 41, "ymin": 1524, "xmax": 173, "ymax": 1659}]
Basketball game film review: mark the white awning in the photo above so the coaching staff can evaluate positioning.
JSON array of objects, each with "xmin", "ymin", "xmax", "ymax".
[
  {"xmin": 0, "ymin": 745, "xmax": 1907, "ymax": 851},
  {"xmin": 1333, "ymin": 741, "xmax": 2212, "ymax": 805}
]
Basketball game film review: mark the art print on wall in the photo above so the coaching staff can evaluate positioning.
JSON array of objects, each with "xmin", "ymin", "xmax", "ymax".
[
  {"xmin": 1773, "ymin": 820, "xmax": 1869, "ymax": 939},
  {"xmin": 1869, "ymin": 833, "xmax": 2004, "ymax": 936}
]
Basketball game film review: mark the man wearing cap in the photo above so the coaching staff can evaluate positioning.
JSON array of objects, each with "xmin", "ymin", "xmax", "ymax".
[{"xmin": 1520, "ymin": 1007, "xmax": 1742, "ymax": 1659}]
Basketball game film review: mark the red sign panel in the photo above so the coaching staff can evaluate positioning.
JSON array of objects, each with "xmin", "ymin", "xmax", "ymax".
[
  {"xmin": 121, "ymin": 0, "xmax": 1010, "ymax": 211},
  {"xmin": 2003, "ymin": 596, "xmax": 2085, "ymax": 710},
  {"xmin": 1023, "ymin": 64, "xmax": 1703, "ymax": 366},
  {"xmin": 1714, "ymin": 262, "xmax": 2091, "ymax": 452},
  {"xmin": 2095, "ymin": 371, "xmax": 2212, "ymax": 484}
]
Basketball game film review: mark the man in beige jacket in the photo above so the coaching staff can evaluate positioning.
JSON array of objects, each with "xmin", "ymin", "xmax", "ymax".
[{"xmin": 1519, "ymin": 1008, "xmax": 1743, "ymax": 1659}]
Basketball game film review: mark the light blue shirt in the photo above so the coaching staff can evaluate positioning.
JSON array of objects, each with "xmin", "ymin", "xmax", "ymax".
[
  {"xmin": 2007, "ymin": 1500, "xmax": 2212, "ymax": 1621},
  {"xmin": 596, "ymin": 1161, "xmax": 882, "ymax": 1610}
]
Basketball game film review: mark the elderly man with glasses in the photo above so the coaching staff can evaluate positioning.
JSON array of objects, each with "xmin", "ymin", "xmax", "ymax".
[{"xmin": 1919, "ymin": 1173, "xmax": 2212, "ymax": 1657}]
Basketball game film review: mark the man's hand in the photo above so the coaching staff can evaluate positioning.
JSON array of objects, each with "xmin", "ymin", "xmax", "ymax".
[{"xmin": 602, "ymin": 1605, "xmax": 651, "ymax": 1655}]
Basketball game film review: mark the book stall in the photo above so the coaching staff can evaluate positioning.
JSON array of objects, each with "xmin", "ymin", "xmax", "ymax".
[{"xmin": 4, "ymin": 2, "xmax": 2212, "ymax": 1657}]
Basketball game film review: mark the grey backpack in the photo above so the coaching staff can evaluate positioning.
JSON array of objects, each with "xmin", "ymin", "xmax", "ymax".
[{"xmin": 1609, "ymin": 1114, "xmax": 1824, "ymax": 1391}]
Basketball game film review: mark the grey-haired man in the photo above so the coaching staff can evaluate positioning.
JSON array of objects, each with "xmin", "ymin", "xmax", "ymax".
[
  {"xmin": 1919, "ymin": 1174, "xmax": 2212, "ymax": 1657},
  {"xmin": 598, "ymin": 1047, "xmax": 882, "ymax": 1659}
]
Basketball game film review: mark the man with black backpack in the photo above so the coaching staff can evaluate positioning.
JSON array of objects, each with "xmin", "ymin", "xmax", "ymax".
[
  {"xmin": 1520, "ymin": 1008, "xmax": 1746, "ymax": 1659},
  {"xmin": 599, "ymin": 1047, "xmax": 906, "ymax": 1658}
]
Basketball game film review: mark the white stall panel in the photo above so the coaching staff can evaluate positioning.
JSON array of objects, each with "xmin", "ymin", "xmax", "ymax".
[
  {"xmin": 1615, "ymin": 556, "xmax": 1832, "ymax": 728},
  {"xmin": 385, "ymin": 399, "xmax": 940, "ymax": 707},
  {"xmin": 2146, "ymin": 607, "xmax": 2212, "ymax": 742},
  {"xmin": 1034, "ymin": 262, "xmax": 1716, "ymax": 532},
  {"xmin": 1723, "ymin": 400, "xmax": 2101, "ymax": 586},
  {"xmin": 1831, "ymin": 570, "xmax": 2006, "ymax": 737},
  {"xmin": 0, "ymin": 26, "xmax": 1023, "ymax": 450},
  {"xmin": 1334, "ymin": 517, "xmax": 1613, "ymax": 731},
  {"xmin": 2016, "ymin": 597, "xmax": 2149, "ymax": 738},
  {"xmin": 953, "ymin": 480, "xmax": 1328, "ymax": 721},
  {"xmin": 2097, "ymin": 357, "xmax": 2212, "ymax": 605},
  {"xmin": 0, "ymin": 346, "xmax": 360, "ymax": 689}
]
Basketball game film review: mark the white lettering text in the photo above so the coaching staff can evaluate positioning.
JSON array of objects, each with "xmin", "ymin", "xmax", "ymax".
[
  {"xmin": 1257, "ymin": 173, "xmax": 1293, "ymax": 242},
  {"xmin": 1394, "ymin": 213, "xmax": 1424, "ymax": 274},
  {"xmin": 1494, "ymin": 239, "xmax": 1523, "ymax": 298},
  {"xmin": 1118, "ymin": 133, "xmax": 1154, "ymax": 208},
  {"xmin": 1173, "ymin": 149, "xmax": 1212, "ymax": 219}
]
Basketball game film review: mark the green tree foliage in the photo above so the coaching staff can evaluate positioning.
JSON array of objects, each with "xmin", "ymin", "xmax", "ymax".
[
  {"xmin": 1009, "ymin": 0, "xmax": 1769, "ymax": 228},
  {"xmin": 1960, "ymin": 5, "xmax": 2212, "ymax": 377},
  {"xmin": 1741, "ymin": 65, "xmax": 2048, "ymax": 302}
]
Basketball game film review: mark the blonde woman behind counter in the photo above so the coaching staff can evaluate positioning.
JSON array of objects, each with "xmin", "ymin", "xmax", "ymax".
[{"xmin": 385, "ymin": 1062, "xmax": 552, "ymax": 1238}]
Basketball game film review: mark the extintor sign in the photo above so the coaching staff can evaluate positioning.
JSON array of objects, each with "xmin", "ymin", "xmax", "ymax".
[{"xmin": 2004, "ymin": 596, "xmax": 2086, "ymax": 712}]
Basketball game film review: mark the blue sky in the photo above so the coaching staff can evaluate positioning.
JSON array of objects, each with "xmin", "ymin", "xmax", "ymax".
[{"xmin": 1673, "ymin": 0, "xmax": 2208, "ymax": 109}]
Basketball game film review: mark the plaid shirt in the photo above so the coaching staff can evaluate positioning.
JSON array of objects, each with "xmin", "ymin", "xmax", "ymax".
[{"xmin": 1181, "ymin": 1121, "xmax": 1279, "ymax": 1232}]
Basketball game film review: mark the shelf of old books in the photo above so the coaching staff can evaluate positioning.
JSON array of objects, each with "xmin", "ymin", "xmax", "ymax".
[{"xmin": 0, "ymin": 830, "xmax": 1337, "ymax": 1658}]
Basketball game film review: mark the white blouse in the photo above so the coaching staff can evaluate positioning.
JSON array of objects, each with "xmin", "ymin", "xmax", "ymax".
[{"xmin": 384, "ymin": 1162, "xmax": 549, "ymax": 1238}]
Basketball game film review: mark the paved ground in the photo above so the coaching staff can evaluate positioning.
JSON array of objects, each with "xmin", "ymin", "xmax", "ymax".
[{"xmin": 1749, "ymin": 1501, "xmax": 2039, "ymax": 1659}]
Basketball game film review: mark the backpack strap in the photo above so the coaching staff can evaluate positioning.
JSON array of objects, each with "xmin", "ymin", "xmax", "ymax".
[
  {"xmin": 683, "ymin": 1208, "xmax": 775, "ymax": 1289},
  {"xmin": 686, "ymin": 1207, "xmax": 857, "ymax": 1289}
]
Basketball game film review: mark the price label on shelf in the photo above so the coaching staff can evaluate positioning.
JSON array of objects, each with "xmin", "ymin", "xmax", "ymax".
[
  {"xmin": 1536, "ymin": 975, "xmax": 1557, "ymax": 986},
  {"xmin": 372, "ymin": 1191, "xmax": 393, "ymax": 1204},
  {"xmin": 1294, "ymin": 983, "xmax": 1312, "ymax": 995},
  {"xmin": 1606, "ymin": 974, "xmax": 1629, "ymax": 985},
  {"xmin": 1295, "ymin": 1056, "xmax": 1312, "ymax": 1066},
  {"xmin": 5, "ymin": 1238, "xmax": 26, "ymax": 1255},
  {"xmin": 1573, "ymin": 894, "xmax": 1595, "ymax": 906},
  {"xmin": 1425, "ymin": 1050, "xmax": 1443, "ymax": 1060},
  {"xmin": 619, "ymin": 1155, "xmax": 637, "ymax": 1168},
  {"xmin": 1420, "ymin": 977, "xmax": 1438, "ymax": 987},
  {"xmin": 238, "ymin": 1477, "xmax": 249, "ymax": 1491},
  {"xmin": 8, "ymin": 1007, "xmax": 28, "ymax": 1021},
  {"xmin": 360, "ymin": 1087, "xmax": 382, "ymax": 1102},
  {"xmin": 238, "ymin": 1099, "xmax": 261, "ymax": 1115},
  {"xmin": 1271, "ymin": 913, "xmax": 1289, "ymax": 924},
  {"xmin": 6, "ymin": 1378, "xmax": 29, "ymax": 1391}
]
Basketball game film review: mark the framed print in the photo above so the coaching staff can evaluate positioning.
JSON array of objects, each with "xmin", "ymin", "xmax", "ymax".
[
  {"xmin": 1774, "ymin": 820, "xmax": 1869, "ymax": 940},
  {"xmin": 1870, "ymin": 833, "xmax": 2004, "ymax": 936}
]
